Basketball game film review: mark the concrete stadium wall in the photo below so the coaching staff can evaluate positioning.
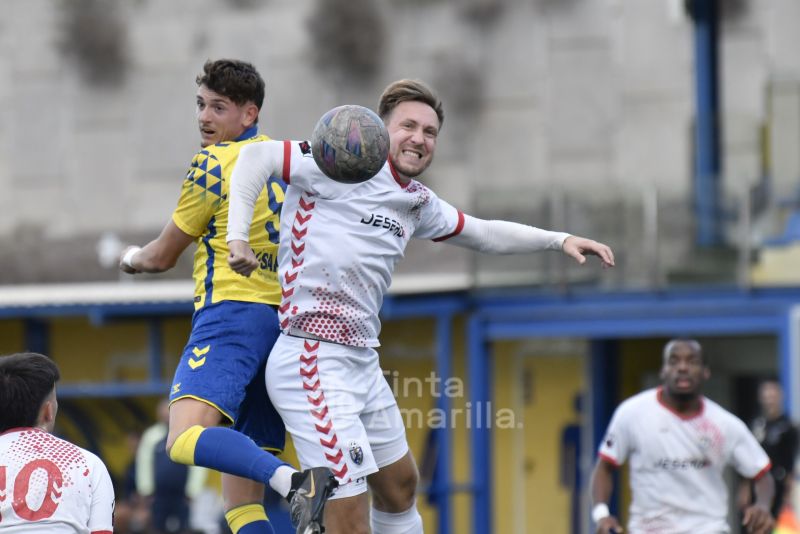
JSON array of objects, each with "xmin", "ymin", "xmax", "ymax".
[{"xmin": 1, "ymin": 0, "xmax": 799, "ymax": 284}]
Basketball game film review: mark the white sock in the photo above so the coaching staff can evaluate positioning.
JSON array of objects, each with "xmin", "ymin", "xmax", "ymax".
[
  {"xmin": 370, "ymin": 504, "xmax": 424, "ymax": 534},
  {"xmin": 268, "ymin": 465, "xmax": 296, "ymax": 498}
]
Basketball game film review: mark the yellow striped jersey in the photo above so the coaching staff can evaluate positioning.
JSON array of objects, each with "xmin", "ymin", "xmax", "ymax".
[{"xmin": 172, "ymin": 126, "xmax": 285, "ymax": 308}]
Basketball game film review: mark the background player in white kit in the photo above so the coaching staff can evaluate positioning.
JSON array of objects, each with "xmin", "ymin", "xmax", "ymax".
[
  {"xmin": 0, "ymin": 352, "xmax": 115, "ymax": 533},
  {"xmin": 590, "ymin": 339, "xmax": 775, "ymax": 534},
  {"xmin": 226, "ymin": 79, "xmax": 615, "ymax": 534}
]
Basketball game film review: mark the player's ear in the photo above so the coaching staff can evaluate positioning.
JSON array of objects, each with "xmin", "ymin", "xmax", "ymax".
[
  {"xmin": 38, "ymin": 388, "xmax": 58, "ymax": 431},
  {"xmin": 242, "ymin": 102, "xmax": 259, "ymax": 128},
  {"xmin": 702, "ymin": 366, "xmax": 711, "ymax": 381},
  {"xmin": 42, "ymin": 400, "xmax": 54, "ymax": 425}
]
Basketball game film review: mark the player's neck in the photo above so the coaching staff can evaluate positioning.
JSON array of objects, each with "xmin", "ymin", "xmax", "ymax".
[
  {"xmin": 387, "ymin": 157, "xmax": 413, "ymax": 186},
  {"xmin": 659, "ymin": 388, "xmax": 703, "ymax": 416},
  {"xmin": 393, "ymin": 164, "xmax": 413, "ymax": 185}
]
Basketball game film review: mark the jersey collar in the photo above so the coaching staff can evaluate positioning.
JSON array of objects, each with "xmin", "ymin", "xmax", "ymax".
[
  {"xmin": 388, "ymin": 158, "xmax": 410, "ymax": 189},
  {"xmin": 233, "ymin": 125, "xmax": 259, "ymax": 142},
  {"xmin": 656, "ymin": 386, "xmax": 705, "ymax": 420}
]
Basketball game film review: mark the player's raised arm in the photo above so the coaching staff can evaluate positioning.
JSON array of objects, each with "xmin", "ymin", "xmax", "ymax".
[
  {"xmin": 227, "ymin": 140, "xmax": 285, "ymax": 276},
  {"xmin": 449, "ymin": 214, "xmax": 615, "ymax": 267}
]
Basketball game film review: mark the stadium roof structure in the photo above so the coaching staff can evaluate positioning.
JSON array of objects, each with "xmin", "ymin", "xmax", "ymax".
[
  {"xmin": 0, "ymin": 273, "xmax": 475, "ymax": 320},
  {"xmin": 0, "ymin": 280, "xmax": 196, "ymax": 320},
  {"xmin": 0, "ymin": 280, "xmax": 193, "ymax": 308}
]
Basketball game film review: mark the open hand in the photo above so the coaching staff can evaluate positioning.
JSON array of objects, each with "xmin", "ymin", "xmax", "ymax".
[{"xmin": 562, "ymin": 236, "xmax": 615, "ymax": 268}]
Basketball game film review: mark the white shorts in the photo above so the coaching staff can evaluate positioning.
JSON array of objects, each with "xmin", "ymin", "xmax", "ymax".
[{"xmin": 266, "ymin": 334, "xmax": 408, "ymax": 498}]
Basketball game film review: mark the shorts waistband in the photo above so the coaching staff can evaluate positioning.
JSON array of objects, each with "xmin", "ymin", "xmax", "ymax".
[
  {"xmin": 286, "ymin": 328, "xmax": 329, "ymax": 343},
  {"xmin": 284, "ymin": 329, "xmax": 373, "ymax": 349}
]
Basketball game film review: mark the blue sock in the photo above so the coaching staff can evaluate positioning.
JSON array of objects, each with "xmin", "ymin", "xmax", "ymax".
[
  {"xmin": 235, "ymin": 520, "xmax": 275, "ymax": 534},
  {"xmin": 171, "ymin": 425, "xmax": 287, "ymax": 484}
]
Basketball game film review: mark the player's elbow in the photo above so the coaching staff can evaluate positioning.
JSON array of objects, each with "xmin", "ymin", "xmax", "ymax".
[
  {"xmin": 143, "ymin": 249, "xmax": 180, "ymax": 272},
  {"xmin": 150, "ymin": 255, "xmax": 179, "ymax": 272}
]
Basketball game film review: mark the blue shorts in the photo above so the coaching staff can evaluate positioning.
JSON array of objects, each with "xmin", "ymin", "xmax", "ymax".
[{"xmin": 169, "ymin": 300, "xmax": 285, "ymax": 452}]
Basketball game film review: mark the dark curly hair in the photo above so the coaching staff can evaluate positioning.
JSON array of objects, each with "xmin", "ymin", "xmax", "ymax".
[{"xmin": 196, "ymin": 59, "xmax": 265, "ymax": 115}]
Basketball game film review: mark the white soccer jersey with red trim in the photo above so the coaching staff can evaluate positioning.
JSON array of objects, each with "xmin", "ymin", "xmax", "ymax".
[
  {"xmin": 0, "ymin": 428, "xmax": 114, "ymax": 534},
  {"xmin": 598, "ymin": 388, "xmax": 771, "ymax": 534},
  {"xmin": 278, "ymin": 140, "xmax": 463, "ymax": 347}
]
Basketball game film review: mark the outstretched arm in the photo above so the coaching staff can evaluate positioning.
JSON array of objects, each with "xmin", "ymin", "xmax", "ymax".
[
  {"xmin": 590, "ymin": 459, "xmax": 623, "ymax": 533},
  {"xmin": 742, "ymin": 471, "xmax": 775, "ymax": 534},
  {"xmin": 449, "ymin": 215, "xmax": 615, "ymax": 267},
  {"xmin": 227, "ymin": 141, "xmax": 285, "ymax": 276},
  {"xmin": 119, "ymin": 221, "xmax": 195, "ymax": 274}
]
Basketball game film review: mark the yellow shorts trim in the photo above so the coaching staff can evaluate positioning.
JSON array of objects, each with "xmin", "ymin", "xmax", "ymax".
[{"xmin": 170, "ymin": 395, "xmax": 235, "ymax": 425}]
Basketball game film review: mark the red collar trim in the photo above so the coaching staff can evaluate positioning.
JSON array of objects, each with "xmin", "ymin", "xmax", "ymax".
[
  {"xmin": 656, "ymin": 387, "xmax": 704, "ymax": 420},
  {"xmin": 388, "ymin": 159, "xmax": 410, "ymax": 189}
]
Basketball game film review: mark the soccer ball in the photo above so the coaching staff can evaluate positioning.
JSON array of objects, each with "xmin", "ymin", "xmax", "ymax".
[{"xmin": 311, "ymin": 105, "xmax": 389, "ymax": 184}]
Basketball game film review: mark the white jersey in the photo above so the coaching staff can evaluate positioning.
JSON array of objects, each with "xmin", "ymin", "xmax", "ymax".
[
  {"xmin": 228, "ymin": 139, "xmax": 571, "ymax": 346},
  {"xmin": 0, "ymin": 428, "xmax": 115, "ymax": 533},
  {"xmin": 598, "ymin": 388, "xmax": 771, "ymax": 534},
  {"xmin": 274, "ymin": 140, "xmax": 462, "ymax": 347}
]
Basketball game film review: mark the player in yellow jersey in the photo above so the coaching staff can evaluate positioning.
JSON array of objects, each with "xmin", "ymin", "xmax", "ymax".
[{"xmin": 119, "ymin": 59, "xmax": 336, "ymax": 534}]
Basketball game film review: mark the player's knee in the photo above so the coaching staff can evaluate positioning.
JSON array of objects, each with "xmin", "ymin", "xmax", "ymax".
[
  {"xmin": 166, "ymin": 425, "xmax": 205, "ymax": 465},
  {"xmin": 166, "ymin": 397, "xmax": 226, "ymax": 452},
  {"xmin": 165, "ymin": 429, "xmax": 179, "ymax": 454},
  {"xmin": 164, "ymin": 425, "xmax": 188, "ymax": 455},
  {"xmin": 398, "ymin": 466, "xmax": 419, "ymax": 501},
  {"xmin": 373, "ymin": 468, "xmax": 418, "ymax": 512}
]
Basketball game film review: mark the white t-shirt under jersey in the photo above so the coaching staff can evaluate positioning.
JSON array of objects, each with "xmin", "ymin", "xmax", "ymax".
[
  {"xmin": 0, "ymin": 428, "xmax": 115, "ymax": 533},
  {"xmin": 598, "ymin": 388, "xmax": 771, "ymax": 534}
]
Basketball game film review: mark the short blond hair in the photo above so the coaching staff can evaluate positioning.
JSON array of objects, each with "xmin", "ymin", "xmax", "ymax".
[{"xmin": 378, "ymin": 79, "xmax": 444, "ymax": 129}]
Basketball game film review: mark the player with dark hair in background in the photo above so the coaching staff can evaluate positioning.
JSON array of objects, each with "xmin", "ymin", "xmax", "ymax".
[
  {"xmin": 118, "ymin": 58, "xmax": 335, "ymax": 534},
  {"xmin": 591, "ymin": 339, "xmax": 775, "ymax": 534},
  {"xmin": 0, "ymin": 352, "xmax": 115, "ymax": 533}
]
